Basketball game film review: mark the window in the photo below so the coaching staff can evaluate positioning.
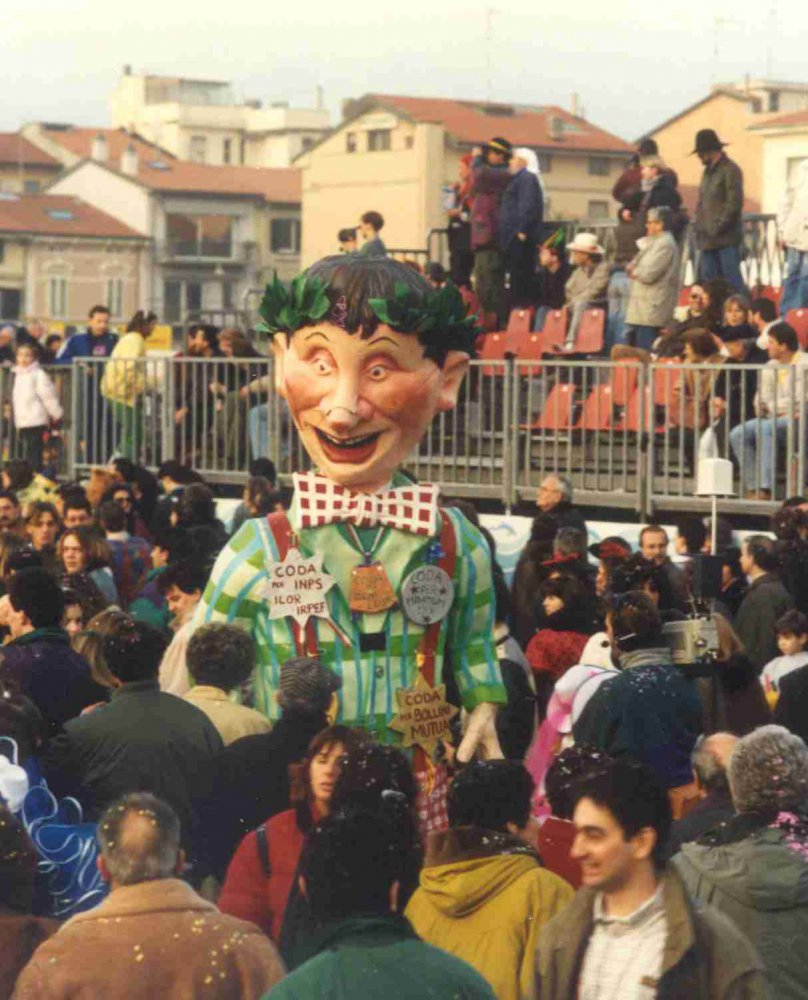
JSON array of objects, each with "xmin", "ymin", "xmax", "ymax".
[
  {"xmin": 588, "ymin": 157, "xmax": 610, "ymax": 176},
  {"xmin": 165, "ymin": 213, "xmax": 233, "ymax": 257},
  {"xmin": 367, "ymin": 129, "xmax": 391, "ymax": 152},
  {"xmin": 538, "ymin": 153, "xmax": 552, "ymax": 173},
  {"xmin": 23, "ymin": 180, "xmax": 40, "ymax": 193},
  {"xmin": 106, "ymin": 277, "xmax": 124, "ymax": 318},
  {"xmin": 587, "ymin": 201, "xmax": 609, "ymax": 220},
  {"xmin": 0, "ymin": 287, "xmax": 21, "ymax": 320},
  {"xmin": 48, "ymin": 277, "xmax": 68, "ymax": 318},
  {"xmin": 223, "ymin": 138, "xmax": 232, "ymax": 165},
  {"xmin": 47, "ymin": 210, "xmax": 75, "ymax": 221},
  {"xmin": 270, "ymin": 217, "xmax": 301, "ymax": 254},
  {"xmin": 769, "ymin": 91, "xmax": 780, "ymax": 113},
  {"xmin": 346, "ymin": 132, "xmax": 357, "ymax": 153},
  {"xmin": 189, "ymin": 135, "xmax": 207, "ymax": 164},
  {"xmin": 405, "ymin": 135, "xmax": 414, "ymax": 150},
  {"xmin": 222, "ymin": 282, "xmax": 234, "ymax": 309},
  {"xmin": 163, "ymin": 280, "xmax": 202, "ymax": 322}
]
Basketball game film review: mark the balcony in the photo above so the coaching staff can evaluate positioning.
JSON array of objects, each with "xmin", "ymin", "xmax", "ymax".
[{"xmin": 157, "ymin": 240, "xmax": 252, "ymax": 264}]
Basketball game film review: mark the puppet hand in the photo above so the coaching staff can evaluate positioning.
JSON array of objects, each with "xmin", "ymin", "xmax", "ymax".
[{"xmin": 456, "ymin": 702, "xmax": 503, "ymax": 763}]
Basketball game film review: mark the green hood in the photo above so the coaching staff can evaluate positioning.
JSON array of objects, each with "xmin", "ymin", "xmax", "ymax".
[
  {"xmin": 418, "ymin": 827, "xmax": 539, "ymax": 918},
  {"xmin": 677, "ymin": 826, "xmax": 808, "ymax": 912}
]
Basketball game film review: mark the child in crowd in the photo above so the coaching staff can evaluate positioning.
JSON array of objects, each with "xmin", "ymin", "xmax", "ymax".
[
  {"xmin": 761, "ymin": 610, "xmax": 808, "ymax": 704},
  {"xmin": 11, "ymin": 343, "xmax": 63, "ymax": 472}
]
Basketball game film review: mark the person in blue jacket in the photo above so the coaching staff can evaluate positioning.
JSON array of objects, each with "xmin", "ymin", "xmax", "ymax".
[
  {"xmin": 55, "ymin": 305, "xmax": 117, "ymax": 464},
  {"xmin": 500, "ymin": 147, "xmax": 543, "ymax": 313}
]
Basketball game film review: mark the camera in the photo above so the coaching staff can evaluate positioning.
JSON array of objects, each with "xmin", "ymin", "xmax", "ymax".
[{"xmin": 662, "ymin": 615, "xmax": 720, "ymax": 665}]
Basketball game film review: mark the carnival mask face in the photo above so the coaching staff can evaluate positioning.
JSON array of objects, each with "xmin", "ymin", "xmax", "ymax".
[{"xmin": 273, "ymin": 321, "xmax": 469, "ymax": 492}]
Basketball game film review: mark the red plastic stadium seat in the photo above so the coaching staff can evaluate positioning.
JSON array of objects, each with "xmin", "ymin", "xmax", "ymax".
[
  {"xmin": 612, "ymin": 385, "xmax": 644, "ymax": 433},
  {"xmin": 609, "ymin": 361, "xmax": 640, "ymax": 408},
  {"xmin": 653, "ymin": 358, "xmax": 682, "ymax": 408},
  {"xmin": 573, "ymin": 308, "xmax": 605, "ymax": 355},
  {"xmin": 528, "ymin": 383, "xmax": 576, "ymax": 431},
  {"xmin": 786, "ymin": 309, "xmax": 808, "ymax": 350},
  {"xmin": 538, "ymin": 817, "xmax": 581, "ymax": 888},
  {"xmin": 478, "ymin": 332, "xmax": 508, "ymax": 376},
  {"xmin": 504, "ymin": 307, "xmax": 535, "ymax": 355},
  {"xmin": 540, "ymin": 309, "xmax": 568, "ymax": 352},
  {"xmin": 574, "ymin": 383, "xmax": 614, "ymax": 431}
]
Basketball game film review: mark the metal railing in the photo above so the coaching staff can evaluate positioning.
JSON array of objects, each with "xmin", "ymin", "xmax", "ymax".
[
  {"xmin": 1, "ymin": 356, "xmax": 803, "ymax": 517},
  {"xmin": 157, "ymin": 239, "xmax": 252, "ymax": 263}
]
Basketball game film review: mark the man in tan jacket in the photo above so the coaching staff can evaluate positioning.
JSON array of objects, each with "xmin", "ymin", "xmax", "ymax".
[{"xmin": 13, "ymin": 792, "xmax": 284, "ymax": 999}]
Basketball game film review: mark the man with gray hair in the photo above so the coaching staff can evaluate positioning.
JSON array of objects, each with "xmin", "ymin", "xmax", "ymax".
[
  {"xmin": 669, "ymin": 732, "xmax": 737, "ymax": 853},
  {"xmin": 536, "ymin": 473, "xmax": 587, "ymax": 537},
  {"xmin": 14, "ymin": 792, "xmax": 285, "ymax": 998},
  {"xmin": 676, "ymin": 725, "xmax": 808, "ymax": 998}
]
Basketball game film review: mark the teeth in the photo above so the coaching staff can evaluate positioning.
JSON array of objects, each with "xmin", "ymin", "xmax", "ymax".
[{"xmin": 318, "ymin": 429, "xmax": 378, "ymax": 448}]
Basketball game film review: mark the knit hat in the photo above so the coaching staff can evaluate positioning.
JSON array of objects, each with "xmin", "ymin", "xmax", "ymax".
[{"xmin": 279, "ymin": 656, "xmax": 341, "ymax": 708}]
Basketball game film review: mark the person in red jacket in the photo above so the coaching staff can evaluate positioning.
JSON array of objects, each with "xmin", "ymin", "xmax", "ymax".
[
  {"xmin": 217, "ymin": 725, "xmax": 364, "ymax": 945},
  {"xmin": 526, "ymin": 573, "xmax": 593, "ymax": 717}
]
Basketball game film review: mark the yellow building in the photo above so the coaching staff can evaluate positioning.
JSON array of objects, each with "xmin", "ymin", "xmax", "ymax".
[
  {"xmin": 296, "ymin": 93, "xmax": 633, "ymax": 265},
  {"xmin": 0, "ymin": 193, "xmax": 148, "ymax": 324},
  {"xmin": 647, "ymin": 80, "xmax": 808, "ymax": 213}
]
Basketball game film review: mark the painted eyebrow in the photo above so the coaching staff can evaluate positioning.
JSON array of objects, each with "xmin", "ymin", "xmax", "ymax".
[
  {"xmin": 366, "ymin": 336, "xmax": 399, "ymax": 350},
  {"xmin": 304, "ymin": 330, "xmax": 331, "ymax": 342}
]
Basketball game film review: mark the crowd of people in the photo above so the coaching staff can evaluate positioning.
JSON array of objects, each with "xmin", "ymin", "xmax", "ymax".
[{"xmin": 0, "ymin": 449, "xmax": 808, "ymax": 996}]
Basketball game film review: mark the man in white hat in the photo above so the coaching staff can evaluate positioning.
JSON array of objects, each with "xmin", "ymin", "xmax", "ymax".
[{"xmin": 564, "ymin": 233, "xmax": 610, "ymax": 347}]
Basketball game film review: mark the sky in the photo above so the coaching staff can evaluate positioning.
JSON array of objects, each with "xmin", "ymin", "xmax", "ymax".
[{"xmin": 4, "ymin": 0, "xmax": 807, "ymax": 141}]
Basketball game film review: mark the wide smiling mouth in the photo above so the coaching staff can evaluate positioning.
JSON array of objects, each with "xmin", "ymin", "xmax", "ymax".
[{"xmin": 314, "ymin": 428, "xmax": 382, "ymax": 450}]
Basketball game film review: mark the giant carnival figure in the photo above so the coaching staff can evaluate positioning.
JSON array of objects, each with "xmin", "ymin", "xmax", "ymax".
[{"xmin": 195, "ymin": 255, "xmax": 505, "ymax": 827}]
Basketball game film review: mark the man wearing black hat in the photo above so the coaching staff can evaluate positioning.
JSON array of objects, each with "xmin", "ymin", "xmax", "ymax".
[
  {"xmin": 470, "ymin": 137, "xmax": 513, "ymax": 327},
  {"xmin": 692, "ymin": 128, "xmax": 745, "ymax": 294}
]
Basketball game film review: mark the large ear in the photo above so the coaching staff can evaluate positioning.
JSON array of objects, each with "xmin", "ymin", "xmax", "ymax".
[
  {"xmin": 436, "ymin": 350, "xmax": 470, "ymax": 413},
  {"xmin": 270, "ymin": 333, "xmax": 290, "ymax": 399}
]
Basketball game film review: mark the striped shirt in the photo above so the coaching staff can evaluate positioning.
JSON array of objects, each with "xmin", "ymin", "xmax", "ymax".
[
  {"xmin": 194, "ymin": 475, "xmax": 504, "ymax": 744},
  {"xmin": 578, "ymin": 887, "xmax": 667, "ymax": 1000}
]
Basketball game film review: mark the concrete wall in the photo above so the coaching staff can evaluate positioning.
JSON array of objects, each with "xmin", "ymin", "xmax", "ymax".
[
  {"xmin": 650, "ymin": 93, "xmax": 764, "ymax": 209},
  {"xmin": 0, "ymin": 240, "xmax": 26, "ymax": 298}
]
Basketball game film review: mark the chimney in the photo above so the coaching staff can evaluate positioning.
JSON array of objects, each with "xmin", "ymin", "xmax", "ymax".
[
  {"xmin": 549, "ymin": 116, "xmax": 565, "ymax": 141},
  {"xmin": 121, "ymin": 143, "xmax": 139, "ymax": 176},
  {"xmin": 91, "ymin": 133, "xmax": 108, "ymax": 162}
]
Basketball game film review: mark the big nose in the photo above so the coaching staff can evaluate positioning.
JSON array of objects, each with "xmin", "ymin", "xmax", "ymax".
[{"xmin": 320, "ymin": 374, "xmax": 374, "ymax": 432}]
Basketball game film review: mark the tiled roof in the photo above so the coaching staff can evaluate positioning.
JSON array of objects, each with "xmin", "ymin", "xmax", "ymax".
[
  {"xmin": 355, "ymin": 94, "xmax": 632, "ymax": 153},
  {"xmin": 37, "ymin": 125, "xmax": 175, "ymax": 164},
  {"xmin": 0, "ymin": 193, "xmax": 144, "ymax": 239},
  {"xmin": 0, "ymin": 133, "xmax": 60, "ymax": 168},
  {"xmin": 751, "ymin": 108, "xmax": 808, "ymax": 130},
  {"xmin": 40, "ymin": 125, "xmax": 301, "ymax": 202},
  {"xmin": 130, "ymin": 160, "xmax": 302, "ymax": 202}
]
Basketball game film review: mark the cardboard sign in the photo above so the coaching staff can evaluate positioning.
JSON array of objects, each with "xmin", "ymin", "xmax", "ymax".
[
  {"xmin": 144, "ymin": 324, "xmax": 173, "ymax": 353},
  {"xmin": 389, "ymin": 671, "xmax": 458, "ymax": 758},
  {"xmin": 261, "ymin": 548, "xmax": 337, "ymax": 629}
]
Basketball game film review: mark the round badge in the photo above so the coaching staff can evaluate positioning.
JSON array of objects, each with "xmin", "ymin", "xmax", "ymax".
[{"xmin": 401, "ymin": 565, "xmax": 454, "ymax": 626}]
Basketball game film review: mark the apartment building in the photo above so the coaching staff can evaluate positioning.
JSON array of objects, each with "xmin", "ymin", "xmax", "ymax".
[
  {"xmin": 0, "ymin": 134, "xmax": 61, "ymax": 195},
  {"xmin": 25, "ymin": 124, "xmax": 301, "ymax": 323},
  {"xmin": 0, "ymin": 193, "xmax": 147, "ymax": 323},
  {"xmin": 110, "ymin": 68, "xmax": 330, "ymax": 168}
]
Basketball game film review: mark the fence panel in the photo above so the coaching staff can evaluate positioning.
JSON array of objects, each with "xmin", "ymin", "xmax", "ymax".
[
  {"xmin": 647, "ymin": 360, "xmax": 807, "ymax": 512},
  {"xmin": 510, "ymin": 358, "xmax": 645, "ymax": 512}
]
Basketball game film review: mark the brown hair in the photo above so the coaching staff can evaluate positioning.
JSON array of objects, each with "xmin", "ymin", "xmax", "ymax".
[
  {"xmin": 290, "ymin": 725, "xmax": 366, "ymax": 831},
  {"xmin": 683, "ymin": 328, "xmax": 717, "ymax": 361},
  {"xmin": 73, "ymin": 608, "xmax": 128, "ymax": 690}
]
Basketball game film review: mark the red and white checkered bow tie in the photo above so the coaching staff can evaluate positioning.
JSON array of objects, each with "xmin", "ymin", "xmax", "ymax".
[{"xmin": 293, "ymin": 472, "xmax": 439, "ymax": 536}]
